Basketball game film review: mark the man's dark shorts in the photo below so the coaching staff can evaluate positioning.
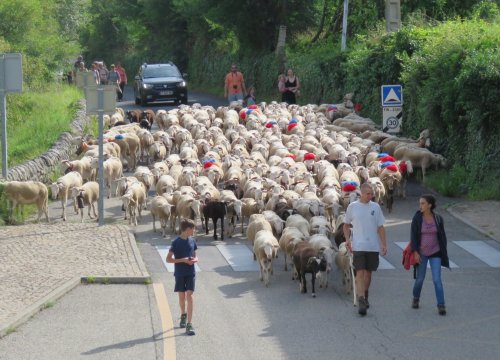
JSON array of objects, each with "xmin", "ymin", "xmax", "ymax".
[
  {"xmin": 353, "ymin": 251, "xmax": 379, "ymax": 271},
  {"xmin": 174, "ymin": 275, "xmax": 195, "ymax": 292}
]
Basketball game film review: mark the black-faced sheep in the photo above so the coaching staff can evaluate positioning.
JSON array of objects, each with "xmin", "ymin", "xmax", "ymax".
[
  {"xmin": 202, "ymin": 200, "xmax": 227, "ymax": 240},
  {"xmin": 293, "ymin": 242, "xmax": 327, "ymax": 298}
]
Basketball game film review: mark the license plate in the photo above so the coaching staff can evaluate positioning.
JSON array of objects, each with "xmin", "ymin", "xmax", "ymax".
[{"xmin": 159, "ymin": 90, "xmax": 173, "ymax": 95}]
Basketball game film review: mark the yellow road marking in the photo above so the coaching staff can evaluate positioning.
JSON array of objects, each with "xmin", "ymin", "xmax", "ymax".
[{"xmin": 153, "ymin": 282, "xmax": 176, "ymax": 360}]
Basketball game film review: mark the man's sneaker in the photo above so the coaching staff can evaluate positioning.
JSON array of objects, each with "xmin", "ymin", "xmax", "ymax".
[
  {"xmin": 358, "ymin": 297, "xmax": 367, "ymax": 316},
  {"xmin": 365, "ymin": 291, "xmax": 370, "ymax": 309},
  {"xmin": 412, "ymin": 298, "xmax": 419, "ymax": 309},
  {"xmin": 438, "ymin": 304, "xmax": 446, "ymax": 316},
  {"xmin": 179, "ymin": 313, "xmax": 187, "ymax": 328},
  {"xmin": 186, "ymin": 323, "xmax": 195, "ymax": 336}
]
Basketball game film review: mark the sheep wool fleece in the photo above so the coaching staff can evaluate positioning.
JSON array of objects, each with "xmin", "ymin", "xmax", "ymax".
[{"xmin": 344, "ymin": 200, "xmax": 385, "ymax": 252}]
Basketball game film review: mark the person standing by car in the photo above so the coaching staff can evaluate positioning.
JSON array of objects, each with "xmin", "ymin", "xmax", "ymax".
[
  {"xmin": 410, "ymin": 194, "xmax": 449, "ymax": 315},
  {"xmin": 115, "ymin": 62, "xmax": 127, "ymax": 101},
  {"xmin": 224, "ymin": 64, "xmax": 246, "ymax": 104},
  {"xmin": 343, "ymin": 183, "xmax": 387, "ymax": 316}
]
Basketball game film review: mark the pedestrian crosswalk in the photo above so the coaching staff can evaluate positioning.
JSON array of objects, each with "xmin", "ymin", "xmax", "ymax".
[{"xmin": 156, "ymin": 240, "xmax": 500, "ymax": 272}]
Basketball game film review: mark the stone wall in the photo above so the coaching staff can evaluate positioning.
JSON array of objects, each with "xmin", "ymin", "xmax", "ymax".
[{"xmin": 3, "ymin": 100, "xmax": 90, "ymax": 183}]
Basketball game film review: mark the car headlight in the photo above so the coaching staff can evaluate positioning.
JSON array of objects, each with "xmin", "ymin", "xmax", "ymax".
[
  {"xmin": 178, "ymin": 81, "xmax": 186, "ymax": 88},
  {"xmin": 142, "ymin": 83, "xmax": 154, "ymax": 89}
]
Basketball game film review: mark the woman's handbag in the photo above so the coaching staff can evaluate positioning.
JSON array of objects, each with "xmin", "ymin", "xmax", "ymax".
[{"xmin": 402, "ymin": 242, "xmax": 419, "ymax": 279}]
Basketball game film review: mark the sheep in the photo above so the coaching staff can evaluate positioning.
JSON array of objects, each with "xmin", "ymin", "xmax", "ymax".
[
  {"xmin": 71, "ymin": 181, "xmax": 99, "ymax": 222},
  {"xmin": 61, "ymin": 156, "xmax": 95, "ymax": 182},
  {"xmin": 278, "ymin": 226, "xmax": 307, "ymax": 272},
  {"xmin": 109, "ymin": 132, "xmax": 140, "ymax": 171},
  {"xmin": 2, "ymin": 181, "xmax": 50, "ymax": 223},
  {"xmin": 285, "ymin": 214, "xmax": 311, "ymax": 237},
  {"xmin": 262, "ymin": 210, "xmax": 286, "ymax": 238},
  {"xmin": 239, "ymin": 197, "xmax": 264, "ymax": 233},
  {"xmin": 396, "ymin": 160, "xmax": 413, "ymax": 198},
  {"xmin": 335, "ymin": 242, "xmax": 356, "ymax": 305},
  {"xmin": 253, "ymin": 230, "xmax": 280, "ymax": 287},
  {"xmin": 246, "ymin": 214, "xmax": 273, "ymax": 258},
  {"xmin": 90, "ymin": 156, "xmax": 123, "ymax": 199},
  {"xmin": 137, "ymin": 129, "xmax": 155, "ymax": 162},
  {"xmin": 172, "ymin": 195, "xmax": 203, "ymax": 232},
  {"xmin": 121, "ymin": 182, "xmax": 147, "ymax": 226},
  {"xmin": 308, "ymin": 234, "xmax": 336, "ymax": 289},
  {"xmin": 380, "ymin": 168, "xmax": 402, "ymax": 213},
  {"xmin": 150, "ymin": 195, "xmax": 174, "ymax": 236},
  {"xmin": 133, "ymin": 166, "xmax": 155, "ymax": 196},
  {"xmin": 293, "ymin": 198, "xmax": 325, "ymax": 221},
  {"xmin": 202, "ymin": 200, "xmax": 227, "ymax": 240},
  {"xmin": 393, "ymin": 146, "xmax": 446, "ymax": 180},
  {"xmin": 50, "ymin": 171, "xmax": 83, "ymax": 221},
  {"xmin": 293, "ymin": 242, "xmax": 327, "ymax": 298},
  {"xmin": 366, "ymin": 177, "xmax": 386, "ymax": 206},
  {"xmin": 126, "ymin": 109, "xmax": 142, "ymax": 123},
  {"xmin": 156, "ymin": 175, "xmax": 177, "ymax": 196}
]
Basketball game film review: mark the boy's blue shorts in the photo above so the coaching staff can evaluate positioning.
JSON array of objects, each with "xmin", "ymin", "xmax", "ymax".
[{"xmin": 174, "ymin": 275, "xmax": 195, "ymax": 292}]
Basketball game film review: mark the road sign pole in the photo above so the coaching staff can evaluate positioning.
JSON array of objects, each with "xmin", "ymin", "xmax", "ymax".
[
  {"xmin": 341, "ymin": 0, "xmax": 349, "ymax": 51},
  {"xmin": 0, "ymin": 91, "xmax": 7, "ymax": 177},
  {"xmin": 97, "ymin": 86, "xmax": 105, "ymax": 226}
]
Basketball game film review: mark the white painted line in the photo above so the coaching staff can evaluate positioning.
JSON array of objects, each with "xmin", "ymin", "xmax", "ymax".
[
  {"xmin": 378, "ymin": 256, "xmax": 395, "ymax": 269},
  {"xmin": 216, "ymin": 244, "xmax": 259, "ymax": 272},
  {"xmin": 395, "ymin": 242, "xmax": 458, "ymax": 268},
  {"xmin": 156, "ymin": 246, "xmax": 201, "ymax": 273},
  {"xmin": 385, "ymin": 220, "xmax": 412, "ymax": 227},
  {"xmin": 454, "ymin": 241, "xmax": 500, "ymax": 268}
]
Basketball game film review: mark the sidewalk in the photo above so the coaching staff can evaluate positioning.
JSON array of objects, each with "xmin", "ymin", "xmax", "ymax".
[
  {"xmin": 0, "ymin": 223, "xmax": 150, "ymax": 338},
  {"xmin": 447, "ymin": 200, "xmax": 500, "ymax": 242}
]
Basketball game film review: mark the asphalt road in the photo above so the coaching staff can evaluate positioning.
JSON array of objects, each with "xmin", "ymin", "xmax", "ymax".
[{"xmin": 1, "ymin": 88, "xmax": 499, "ymax": 360}]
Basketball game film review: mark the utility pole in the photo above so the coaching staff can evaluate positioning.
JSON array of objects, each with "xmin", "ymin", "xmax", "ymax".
[{"xmin": 341, "ymin": 0, "xmax": 349, "ymax": 51}]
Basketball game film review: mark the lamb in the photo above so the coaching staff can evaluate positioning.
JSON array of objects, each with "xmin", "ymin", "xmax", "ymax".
[
  {"xmin": 71, "ymin": 181, "xmax": 99, "ymax": 222},
  {"xmin": 253, "ymin": 230, "xmax": 280, "ymax": 287},
  {"xmin": 202, "ymin": 200, "xmax": 227, "ymax": 240},
  {"xmin": 308, "ymin": 234, "xmax": 336, "ymax": 288},
  {"xmin": 335, "ymin": 242, "xmax": 356, "ymax": 305},
  {"xmin": 2, "ymin": 181, "xmax": 50, "ymax": 223},
  {"xmin": 50, "ymin": 171, "xmax": 83, "ymax": 221},
  {"xmin": 293, "ymin": 242, "xmax": 327, "ymax": 298},
  {"xmin": 150, "ymin": 195, "xmax": 174, "ymax": 236}
]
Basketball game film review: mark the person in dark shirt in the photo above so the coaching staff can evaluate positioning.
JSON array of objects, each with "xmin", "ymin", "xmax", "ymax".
[{"xmin": 166, "ymin": 218, "xmax": 198, "ymax": 335}]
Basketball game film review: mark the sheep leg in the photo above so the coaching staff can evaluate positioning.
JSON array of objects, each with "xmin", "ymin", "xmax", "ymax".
[
  {"xmin": 220, "ymin": 216, "xmax": 224, "ymax": 241},
  {"xmin": 91, "ymin": 202, "xmax": 97, "ymax": 218},
  {"xmin": 283, "ymin": 254, "xmax": 288, "ymax": 271},
  {"xmin": 61, "ymin": 198, "xmax": 67, "ymax": 221},
  {"xmin": 300, "ymin": 272, "xmax": 306, "ymax": 293},
  {"xmin": 152, "ymin": 214, "xmax": 157, "ymax": 233},
  {"xmin": 212, "ymin": 218, "xmax": 218, "ymax": 240},
  {"xmin": 311, "ymin": 273, "xmax": 317, "ymax": 298}
]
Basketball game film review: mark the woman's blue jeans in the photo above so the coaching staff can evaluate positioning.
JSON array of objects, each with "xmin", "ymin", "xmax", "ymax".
[{"xmin": 412, "ymin": 255, "xmax": 445, "ymax": 306}]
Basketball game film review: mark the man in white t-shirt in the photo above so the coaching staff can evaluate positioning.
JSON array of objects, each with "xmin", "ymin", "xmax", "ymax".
[{"xmin": 343, "ymin": 183, "xmax": 387, "ymax": 316}]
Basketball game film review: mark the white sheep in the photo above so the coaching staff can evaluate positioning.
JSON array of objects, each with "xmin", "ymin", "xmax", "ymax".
[
  {"xmin": 50, "ymin": 171, "xmax": 83, "ymax": 221},
  {"xmin": 90, "ymin": 156, "xmax": 123, "ymax": 198},
  {"xmin": 2, "ymin": 181, "xmax": 50, "ymax": 223},
  {"xmin": 285, "ymin": 214, "xmax": 311, "ymax": 237},
  {"xmin": 246, "ymin": 214, "xmax": 273, "ymax": 257},
  {"xmin": 308, "ymin": 234, "xmax": 336, "ymax": 289},
  {"xmin": 253, "ymin": 229, "xmax": 280, "ymax": 287},
  {"xmin": 121, "ymin": 182, "xmax": 147, "ymax": 226},
  {"xmin": 71, "ymin": 181, "xmax": 99, "ymax": 222},
  {"xmin": 335, "ymin": 242, "xmax": 356, "ymax": 305},
  {"xmin": 150, "ymin": 195, "xmax": 174, "ymax": 236},
  {"xmin": 278, "ymin": 226, "xmax": 307, "ymax": 272}
]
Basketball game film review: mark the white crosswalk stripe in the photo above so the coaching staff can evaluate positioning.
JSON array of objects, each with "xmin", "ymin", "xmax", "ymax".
[
  {"xmin": 454, "ymin": 241, "xmax": 500, "ymax": 268},
  {"xmin": 157, "ymin": 241, "xmax": 500, "ymax": 273}
]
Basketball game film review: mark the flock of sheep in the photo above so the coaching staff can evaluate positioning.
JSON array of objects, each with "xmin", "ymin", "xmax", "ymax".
[{"xmin": 1, "ymin": 96, "xmax": 448, "ymax": 297}]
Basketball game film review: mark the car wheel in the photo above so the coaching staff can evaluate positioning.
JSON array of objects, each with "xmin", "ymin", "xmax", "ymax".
[
  {"xmin": 181, "ymin": 96, "xmax": 188, "ymax": 105},
  {"xmin": 140, "ymin": 96, "xmax": 148, "ymax": 106}
]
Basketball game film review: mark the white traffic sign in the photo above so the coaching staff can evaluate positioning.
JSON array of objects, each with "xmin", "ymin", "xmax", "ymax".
[
  {"xmin": 85, "ymin": 85, "xmax": 117, "ymax": 115},
  {"xmin": 383, "ymin": 106, "xmax": 402, "ymax": 133},
  {"xmin": 0, "ymin": 53, "xmax": 23, "ymax": 93},
  {"xmin": 381, "ymin": 85, "xmax": 402, "ymax": 106}
]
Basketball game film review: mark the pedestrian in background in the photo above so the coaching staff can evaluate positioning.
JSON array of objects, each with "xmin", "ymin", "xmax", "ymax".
[
  {"xmin": 166, "ymin": 218, "xmax": 198, "ymax": 335},
  {"xmin": 115, "ymin": 62, "xmax": 127, "ymax": 101},
  {"xmin": 107, "ymin": 64, "xmax": 122, "ymax": 100},
  {"xmin": 277, "ymin": 74, "xmax": 286, "ymax": 102},
  {"xmin": 244, "ymin": 86, "xmax": 256, "ymax": 106},
  {"xmin": 91, "ymin": 62, "xmax": 100, "ymax": 84},
  {"xmin": 410, "ymin": 194, "xmax": 449, "ymax": 315},
  {"xmin": 343, "ymin": 183, "xmax": 387, "ymax": 316},
  {"xmin": 282, "ymin": 68, "xmax": 300, "ymax": 104},
  {"xmin": 224, "ymin": 63, "xmax": 246, "ymax": 104},
  {"xmin": 97, "ymin": 62, "xmax": 109, "ymax": 85}
]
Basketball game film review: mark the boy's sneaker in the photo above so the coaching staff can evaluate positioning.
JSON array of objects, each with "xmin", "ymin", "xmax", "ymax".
[
  {"xmin": 438, "ymin": 304, "xmax": 446, "ymax": 316},
  {"xmin": 412, "ymin": 298, "xmax": 419, "ymax": 309},
  {"xmin": 186, "ymin": 323, "xmax": 195, "ymax": 336},
  {"xmin": 179, "ymin": 313, "xmax": 187, "ymax": 328},
  {"xmin": 358, "ymin": 297, "xmax": 367, "ymax": 316}
]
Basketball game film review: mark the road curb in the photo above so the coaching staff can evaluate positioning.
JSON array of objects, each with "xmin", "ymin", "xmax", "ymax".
[
  {"xmin": 447, "ymin": 205, "xmax": 499, "ymax": 243},
  {"xmin": 123, "ymin": 226, "xmax": 151, "ymax": 277},
  {"xmin": 0, "ymin": 276, "xmax": 81, "ymax": 339}
]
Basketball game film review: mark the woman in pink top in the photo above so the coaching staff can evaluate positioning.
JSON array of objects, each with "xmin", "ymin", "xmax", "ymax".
[{"xmin": 410, "ymin": 194, "xmax": 450, "ymax": 315}]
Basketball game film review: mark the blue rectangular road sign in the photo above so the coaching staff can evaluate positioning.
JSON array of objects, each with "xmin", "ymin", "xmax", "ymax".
[{"xmin": 381, "ymin": 85, "xmax": 403, "ymax": 107}]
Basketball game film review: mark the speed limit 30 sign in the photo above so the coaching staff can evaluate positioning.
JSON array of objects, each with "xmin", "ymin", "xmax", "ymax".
[{"xmin": 382, "ymin": 106, "xmax": 402, "ymax": 133}]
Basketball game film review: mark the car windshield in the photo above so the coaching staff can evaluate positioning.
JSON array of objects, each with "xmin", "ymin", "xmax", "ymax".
[{"xmin": 143, "ymin": 66, "xmax": 180, "ymax": 78}]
